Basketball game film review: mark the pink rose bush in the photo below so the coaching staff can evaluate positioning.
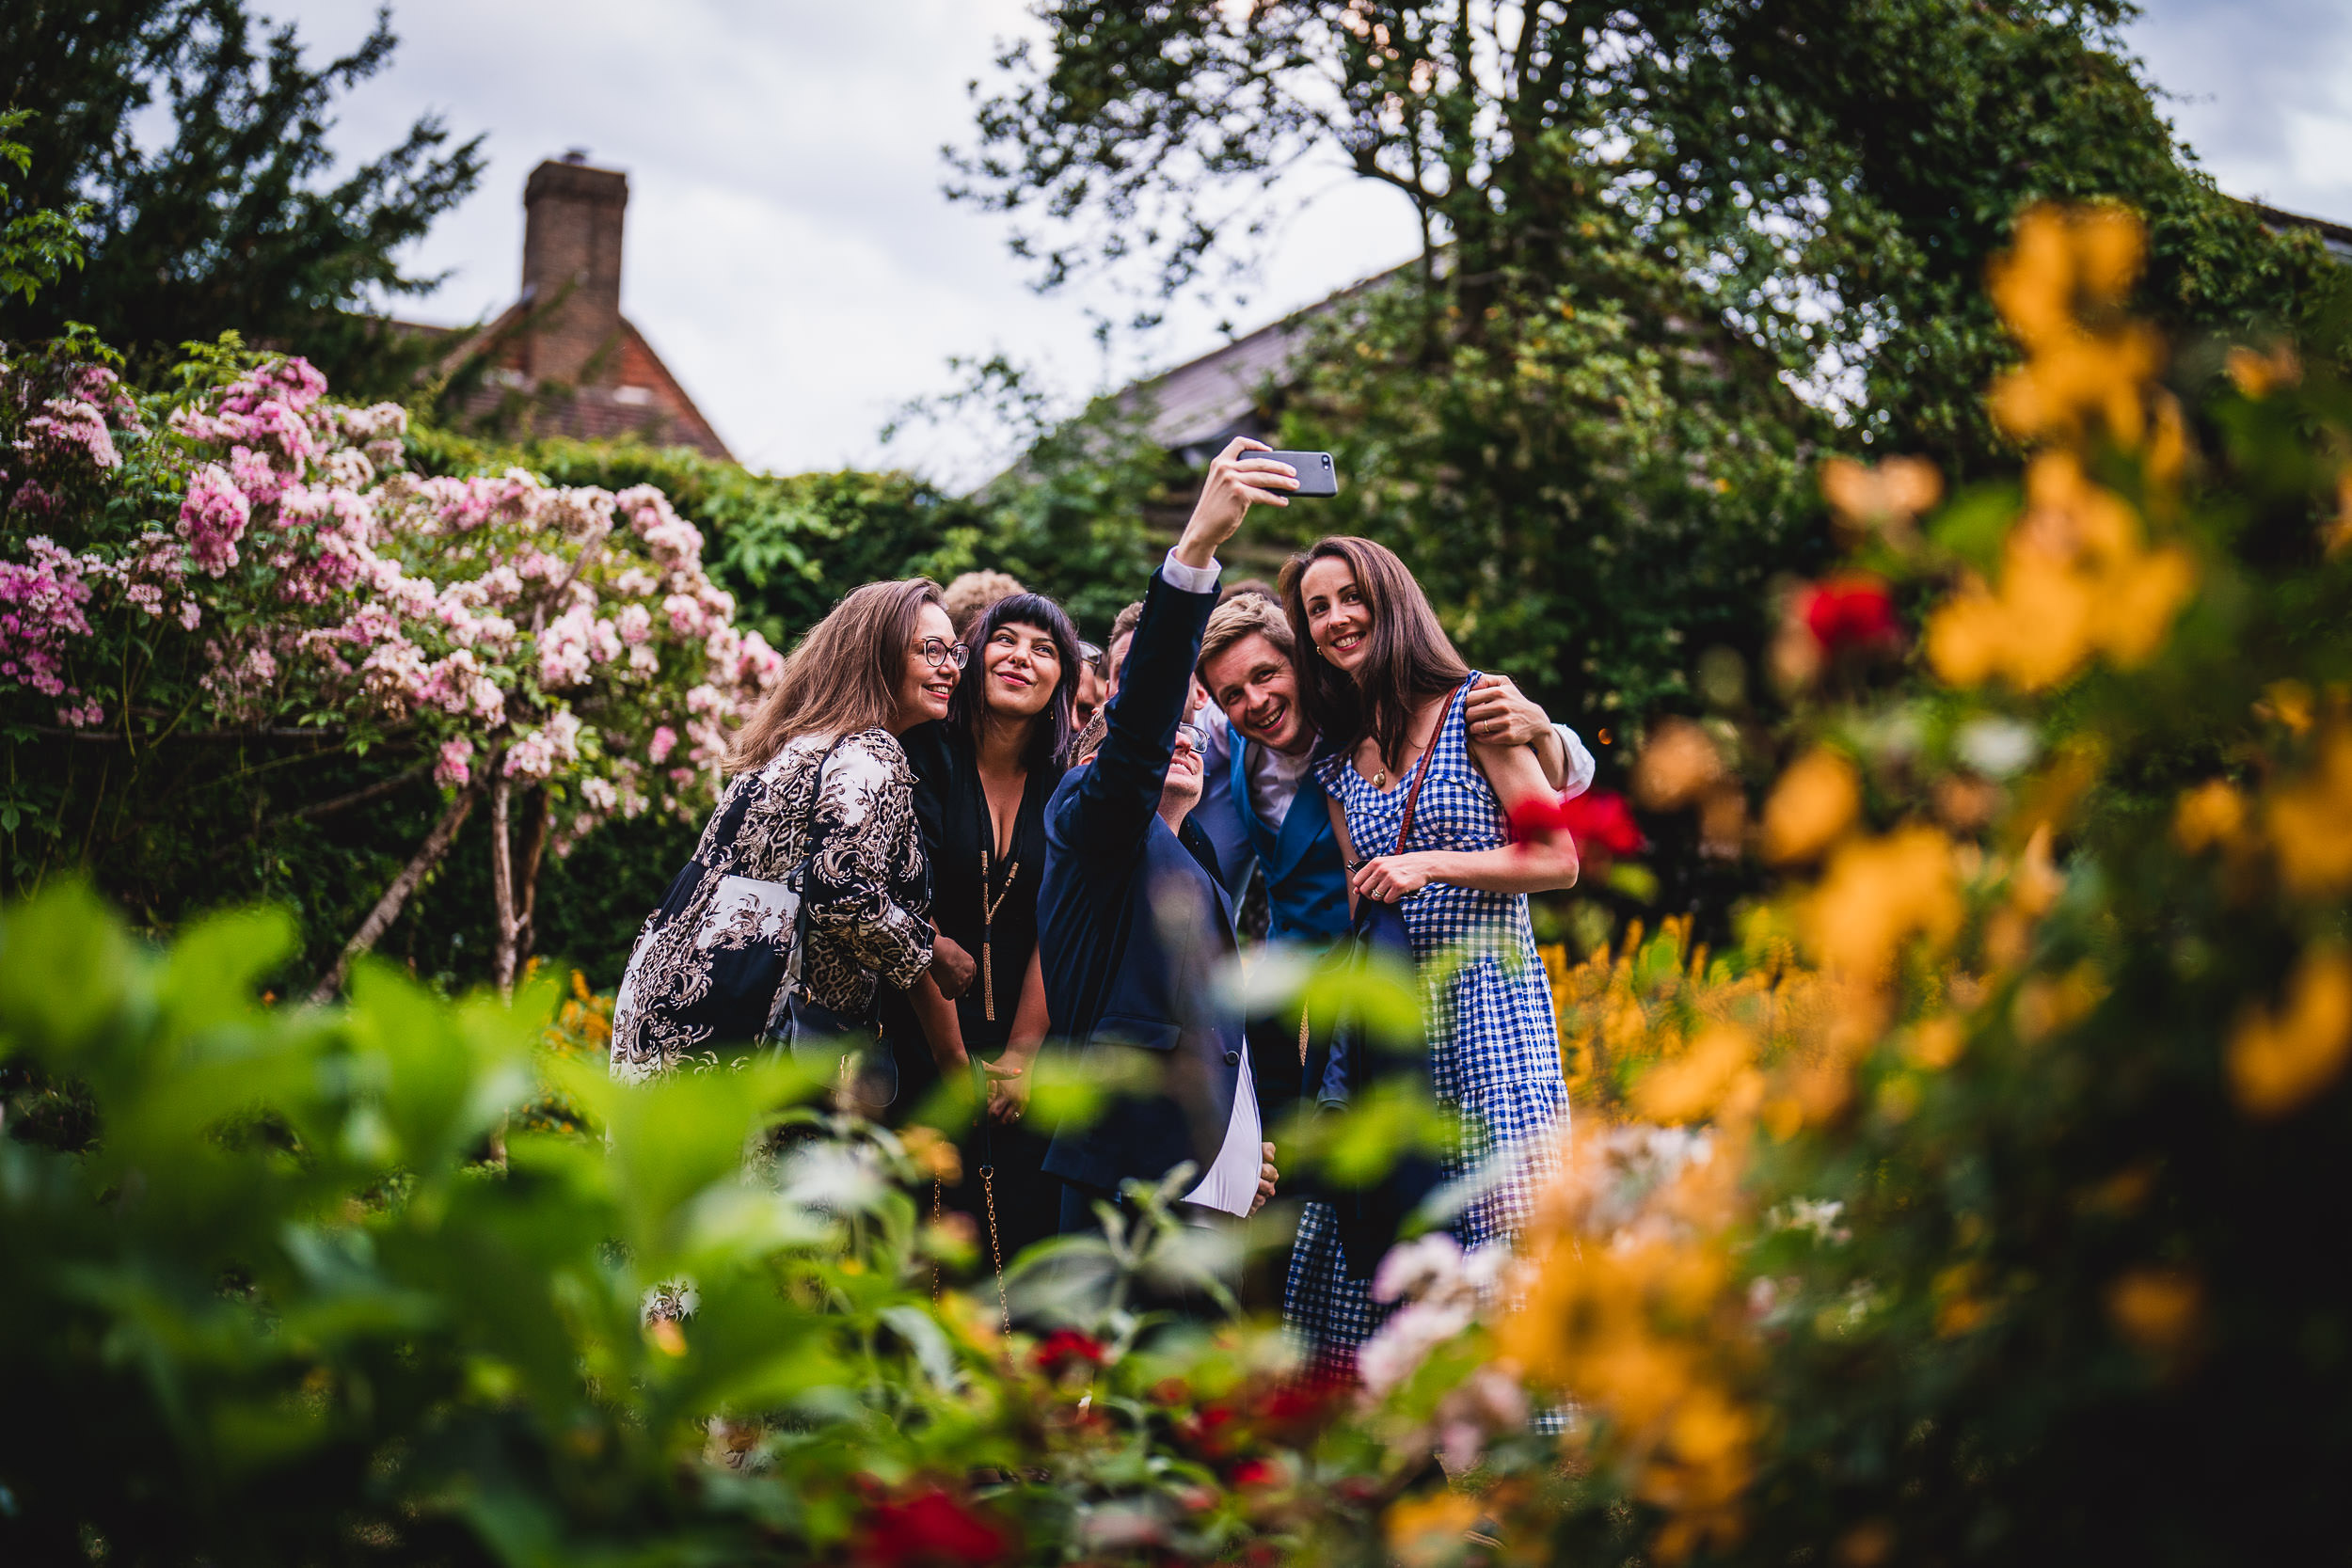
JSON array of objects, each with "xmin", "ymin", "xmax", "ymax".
[{"xmin": 2, "ymin": 342, "xmax": 785, "ymax": 854}]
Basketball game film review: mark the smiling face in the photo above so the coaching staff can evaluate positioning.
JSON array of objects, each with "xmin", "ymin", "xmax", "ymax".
[
  {"xmin": 1299, "ymin": 555, "xmax": 1374, "ymax": 677},
  {"xmin": 979, "ymin": 618, "xmax": 1063, "ymax": 722},
  {"xmin": 890, "ymin": 601, "xmax": 960, "ymax": 733},
  {"xmin": 1200, "ymin": 631, "xmax": 1309, "ymax": 754},
  {"xmin": 1158, "ymin": 722, "xmax": 1205, "ymax": 820}
]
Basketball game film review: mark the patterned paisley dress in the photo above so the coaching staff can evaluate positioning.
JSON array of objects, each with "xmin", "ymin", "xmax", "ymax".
[
  {"xmin": 609, "ymin": 728, "xmax": 932, "ymax": 1082},
  {"xmin": 1284, "ymin": 677, "xmax": 1570, "ymax": 1379}
]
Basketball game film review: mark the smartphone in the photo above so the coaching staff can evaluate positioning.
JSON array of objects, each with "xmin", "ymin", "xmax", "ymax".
[{"xmin": 1258, "ymin": 450, "xmax": 1339, "ymax": 499}]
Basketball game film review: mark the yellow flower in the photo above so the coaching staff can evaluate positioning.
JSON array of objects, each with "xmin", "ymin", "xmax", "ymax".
[
  {"xmin": 1635, "ymin": 1025, "xmax": 1760, "ymax": 1125},
  {"xmin": 2225, "ymin": 342, "xmax": 2300, "ymax": 398},
  {"xmin": 1386, "ymin": 1489, "xmax": 1481, "ymax": 1568},
  {"xmin": 1925, "ymin": 454, "xmax": 2194, "ymax": 690},
  {"xmin": 2172, "ymin": 780, "xmax": 2247, "ymax": 854},
  {"xmin": 1820, "ymin": 454, "xmax": 1942, "ymax": 543},
  {"xmin": 2106, "ymin": 1267, "xmax": 2203, "ymax": 1355},
  {"xmin": 1760, "ymin": 749, "xmax": 1861, "ymax": 864},
  {"xmin": 2228, "ymin": 944, "xmax": 2352, "ymax": 1117},
  {"xmin": 1634, "ymin": 717, "xmax": 1726, "ymax": 810},
  {"xmin": 1806, "ymin": 827, "xmax": 1963, "ymax": 980},
  {"xmin": 900, "ymin": 1125, "xmax": 963, "ymax": 1185},
  {"xmin": 2264, "ymin": 727, "xmax": 2352, "ymax": 899},
  {"xmin": 1986, "ymin": 204, "xmax": 2163, "ymax": 447}
]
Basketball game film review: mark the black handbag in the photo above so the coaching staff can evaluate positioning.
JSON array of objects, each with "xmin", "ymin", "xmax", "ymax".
[{"xmin": 1318, "ymin": 680, "xmax": 1469, "ymax": 1279}]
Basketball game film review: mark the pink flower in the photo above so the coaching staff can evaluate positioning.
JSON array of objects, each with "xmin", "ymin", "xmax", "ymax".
[
  {"xmin": 1, "ymin": 537, "xmax": 98, "ymax": 698},
  {"xmin": 178, "ymin": 464, "xmax": 252, "ymax": 577},
  {"xmin": 17, "ymin": 398, "xmax": 120, "ymax": 470},
  {"xmin": 177, "ymin": 599, "xmax": 200, "ymax": 630},
  {"xmin": 55, "ymin": 696, "xmax": 105, "ymax": 729},
  {"xmin": 648, "ymin": 724, "xmax": 678, "ymax": 764},
  {"xmin": 229, "ymin": 444, "xmax": 288, "ymax": 506},
  {"xmin": 616, "ymin": 604, "xmax": 652, "ymax": 645},
  {"xmin": 435, "ymin": 737, "xmax": 474, "ymax": 789}
]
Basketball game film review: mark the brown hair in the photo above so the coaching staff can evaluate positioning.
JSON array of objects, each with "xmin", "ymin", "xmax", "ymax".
[
  {"xmin": 942, "ymin": 568, "xmax": 1025, "ymax": 636},
  {"xmin": 1199, "ymin": 590, "xmax": 1295, "ymax": 678},
  {"xmin": 1279, "ymin": 536, "xmax": 1469, "ymax": 770},
  {"xmin": 724, "ymin": 578, "xmax": 943, "ymax": 773}
]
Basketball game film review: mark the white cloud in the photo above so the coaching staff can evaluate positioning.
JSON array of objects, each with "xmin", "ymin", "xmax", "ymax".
[
  {"xmin": 2126, "ymin": 0, "xmax": 2352, "ymax": 220},
  {"xmin": 279, "ymin": 0, "xmax": 1422, "ymax": 482}
]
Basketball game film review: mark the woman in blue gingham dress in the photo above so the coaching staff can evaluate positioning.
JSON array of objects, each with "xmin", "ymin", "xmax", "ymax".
[{"xmin": 1278, "ymin": 540, "xmax": 1579, "ymax": 1384}]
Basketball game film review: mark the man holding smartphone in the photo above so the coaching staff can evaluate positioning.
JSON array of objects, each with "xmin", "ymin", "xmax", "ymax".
[{"xmin": 1034, "ymin": 437, "xmax": 1300, "ymax": 1239}]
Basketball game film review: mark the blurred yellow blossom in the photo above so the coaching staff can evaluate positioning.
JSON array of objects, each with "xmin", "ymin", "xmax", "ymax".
[
  {"xmin": 2228, "ymin": 944, "xmax": 2352, "ymax": 1117},
  {"xmin": 2263, "ymin": 725, "xmax": 2352, "ymax": 898},
  {"xmin": 2172, "ymin": 779, "xmax": 2248, "ymax": 854},
  {"xmin": 2106, "ymin": 1267, "xmax": 2203, "ymax": 1356},
  {"xmin": 2256, "ymin": 679, "xmax": 2315, "ymax": 735},
  {"xmin": 1806, "ymin": 827, "xmax": 1963, "ymax": 980},
  {"xmin": 1635, "ymin": 1024, "xmax": 1762, "ymax": 1125},
  {"xmin": 1926, "ymin": 452, "xmax": 2194, "ymax": 691},
  {"xmin": 1987, "ymin": 203, "xmax": 2164, "ymax": 446},
  {"xmin": 1821, "ymin": 454, "xmax": 1943, "ymax": 546},
  {"xmin": 2224, "ymin": 342, "xmax": 2300, "ymax": 399},
  {"xmin": 1634, "ymin": 718, "xmax": 1727, "ymax": 810},
  {"xmin": 1761, "ymin": 749, "xmax": 1861, "ymax": 864},
  {"xmin": 1385, "ymin": 1489, "xmax": 1480, "ymax": 1568},
  {"xmin": 900, "ymin": 1125, "xmax": 963, "ymax": 1185}
]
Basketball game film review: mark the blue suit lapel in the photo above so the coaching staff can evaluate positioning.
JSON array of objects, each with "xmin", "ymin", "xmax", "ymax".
[{"xmin": 1234, "ymin": 736, "xmax": 1330, "ymax": 886}]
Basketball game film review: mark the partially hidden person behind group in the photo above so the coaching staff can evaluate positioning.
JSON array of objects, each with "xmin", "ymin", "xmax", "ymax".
[
  {"xmin": 1034, "ymin": 436, "xmax": 1294, "ymax": 1243},
  {"xmin": 1193, "ymin": 588, "xmax": 1597, "ymax": 1112},
  {"xmin": 607, "ymin": 578, "xmax": 977, "ymax": 1089},
  {"xmin": 883, "ymin": 590, "xmax": 1084, "ymax": 1266},
  {"xmin": 1278, "ymin": 535, "xmax": 1583, "ymax": 1384}
]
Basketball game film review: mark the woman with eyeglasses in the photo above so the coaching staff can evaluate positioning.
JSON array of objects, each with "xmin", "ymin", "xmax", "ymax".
[
  {"xmin": 610, "ymin": 579, "xmax": 981, "ymax": 1087},
  {"xmin": 885, "ymin": 591, "xmax": 1084, "ymax": 1264}
]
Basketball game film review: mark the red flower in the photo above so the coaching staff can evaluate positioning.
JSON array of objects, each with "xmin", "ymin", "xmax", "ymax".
[
  {"xmin": 1175, "ymin": 1402, "xmax": 1243, "ymax": 1460},
  {"xmin": 1511, "ymin": 789, "xmax": 1645, "ymax": 860},
  {"xmin": 1033, "ymin": 1328, "xmax": 1105, "ymax": 1377},
  {"xmin": 1800, "ymin": 575, "xmax": 1899, "ymax": 652},
  {"xmin": 1228, "ymin": 1457, "xmax": 1283, "ymax": 1490},
  {"xmin": 855, "ymin": 1485, "xmax": 1011, "ymax": 1567}
]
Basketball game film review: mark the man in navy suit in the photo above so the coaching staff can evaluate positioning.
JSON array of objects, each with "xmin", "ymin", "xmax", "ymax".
[{"xmin": 1036, "ymin": 437, "xmax": 1297, "ymax": 1233}]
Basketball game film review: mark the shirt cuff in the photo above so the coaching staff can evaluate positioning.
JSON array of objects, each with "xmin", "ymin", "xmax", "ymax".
[
  {"xmin": 1159, "ymin": 548, "xmax": 1222, "ymax": 595},
  {"xmin": 1555, "ymin": 722, "xmax": 1597, "ymax": 799}
]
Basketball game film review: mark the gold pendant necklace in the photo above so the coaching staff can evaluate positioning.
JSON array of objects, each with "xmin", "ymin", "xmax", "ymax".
[{"xmin": 978, "ymin": 840, "xmax": 1019, "ymax": 1022}]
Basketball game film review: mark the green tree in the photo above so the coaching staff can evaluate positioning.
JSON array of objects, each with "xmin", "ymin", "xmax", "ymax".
[{"xmin": 0, "ymin": 0, "xmax": 482, "ymax": 393}]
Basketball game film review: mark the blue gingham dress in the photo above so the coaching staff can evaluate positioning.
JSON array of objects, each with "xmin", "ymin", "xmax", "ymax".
[{"xmin": 1284, "ymin": 677, "xmax": 1570, "ymax": 1381}]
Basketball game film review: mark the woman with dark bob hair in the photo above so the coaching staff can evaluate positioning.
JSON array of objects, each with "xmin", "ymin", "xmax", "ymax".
[
  {"xmin": 609, "ymin": 578, "xmax": 966, "ymax": 1085},
  {"xmin": 1277, "ymin": 535, "xmax": 1581, "ymax": 1382},
  {"xmin": 885, "ymin": 589, "xmax": 1084, "ymax": 1263}
]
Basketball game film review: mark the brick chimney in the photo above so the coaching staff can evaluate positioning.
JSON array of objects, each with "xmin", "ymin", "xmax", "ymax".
[{"xmin": 519, "ymin": 154, "xmax": 628, "ymax": 385}]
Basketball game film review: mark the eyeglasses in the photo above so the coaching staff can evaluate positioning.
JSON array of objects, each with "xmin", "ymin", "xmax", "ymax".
[
  {"xmin": 914, "ymin": 637, "xmax": 969, "ymax": 670},
  {"xmin": 1174, "ymin": 721, "xmax": 1206, "ymax": 752},
  {"xmin": 1078, "ymin": 641, "xmax": 1104, "ymax": 673}
]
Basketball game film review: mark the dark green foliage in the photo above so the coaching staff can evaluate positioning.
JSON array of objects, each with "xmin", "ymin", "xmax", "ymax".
[{"xmin": 0, "ymin": 0, "xmax": 483, "ymax": 394}]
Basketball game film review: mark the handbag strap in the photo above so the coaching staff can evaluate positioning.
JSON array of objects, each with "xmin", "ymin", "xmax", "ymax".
[{"xmin": 1392, "ymin": 676, "xmax": 1474, "ymax": 854}]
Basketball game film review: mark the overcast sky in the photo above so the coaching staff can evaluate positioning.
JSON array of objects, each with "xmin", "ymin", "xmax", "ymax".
[{"xmin": 283, "ymin": 0, "xmax": 2352, "ymax": 482}]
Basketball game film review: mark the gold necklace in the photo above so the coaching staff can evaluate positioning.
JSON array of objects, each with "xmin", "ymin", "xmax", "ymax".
[{"xmin": 978, "ymin": 838, "xmax": 1019, "ymax": 1022}]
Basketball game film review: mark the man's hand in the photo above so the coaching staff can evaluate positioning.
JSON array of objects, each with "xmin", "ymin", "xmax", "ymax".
[
  {"xmin": 930, "ymin": 934, "xmax": 977, "ymax": 1000},
  {"xmin": 1174, "ymin": 437, "xmax": 1297, "ymax": 570},
  {"xmin": 1252, "ymin": 1142, "xmax": 1279, "ymax": 1216},
  {"xmin": 1464, "ymin": 673, "xmax": 1551, "ymax": 747},
  {"xmin": 1466, "ymin": 672, "xmax": 1572, "ymax": 788}
]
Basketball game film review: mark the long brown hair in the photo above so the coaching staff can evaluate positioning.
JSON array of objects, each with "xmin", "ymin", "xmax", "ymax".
[
  {"xmin": 1280, "ymin": 537, "xmax": 1469, "ymax": 770},
  {"xmin": 724, "ymin": 578, "xmax": 943, "ymax": 772}
]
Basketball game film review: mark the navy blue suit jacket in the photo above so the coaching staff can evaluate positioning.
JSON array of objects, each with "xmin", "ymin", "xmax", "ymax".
[{"xmin": 1037, "ymin": 567, "xmax": 1243, "ymax": 1195}]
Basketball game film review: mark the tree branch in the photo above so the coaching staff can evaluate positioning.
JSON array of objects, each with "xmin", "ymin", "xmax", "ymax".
[
  {"xmin": 308, "ymin": 779, "xmax": 483, "ymax": 1004},
  {"xmin": 235, "ymin": 762, "xmax": 434, "ymax": 847}
]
